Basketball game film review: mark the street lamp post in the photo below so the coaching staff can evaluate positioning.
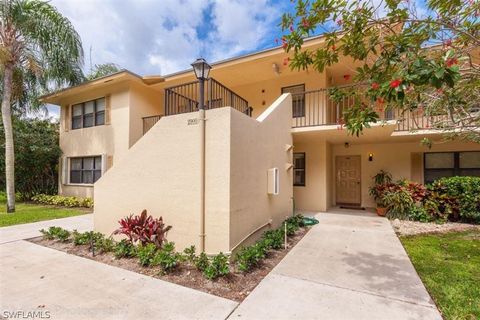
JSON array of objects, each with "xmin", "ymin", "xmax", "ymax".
[
  {"xmin": 191, "ymin": 58, "xmax": 211, "ymax": 253},
  {"xmin": 191, "ymin": 58, "xmax": 212, "ymax": 110}
]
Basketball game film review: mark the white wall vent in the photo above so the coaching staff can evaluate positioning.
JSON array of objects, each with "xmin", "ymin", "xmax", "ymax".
[{"xmin": 267, "ymin": 168, "xmax": 279, "ymax": 195}]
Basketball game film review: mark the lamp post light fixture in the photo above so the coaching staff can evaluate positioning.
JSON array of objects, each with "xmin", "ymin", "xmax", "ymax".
[
  {"xmin": 191, "ymin": 58, "xmax": 212, "ymax": 110},
  {"xmin": 191, "ymin": 58, "xmax": 211, "ymax": 253}
]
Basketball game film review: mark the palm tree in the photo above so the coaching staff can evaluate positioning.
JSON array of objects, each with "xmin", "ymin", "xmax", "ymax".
[{"xmin": 0, "ymin": 0, "xmax": 84, "ymax": 212}]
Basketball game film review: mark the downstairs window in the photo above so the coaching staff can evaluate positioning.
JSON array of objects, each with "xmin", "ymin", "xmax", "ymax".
[
  {"xmin": 293, "ymin": 152, "xmax": 306, "ymax": 186},
  {"xmin": 70, "ymin": 156, "xmax": 102, "ymax": 184},
  {"xmin": 424, "ymin": 151, "xmax": 480, "ymax": 184}
]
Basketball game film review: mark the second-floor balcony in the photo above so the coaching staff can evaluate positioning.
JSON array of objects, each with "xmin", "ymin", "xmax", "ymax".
[
  {"xmin": 290, "ymin": 86, "xmax": 451, "ymax": 132},
  {"xmin": 143, "ymin": 81, "xmax": 450, "ymax": 135},
  {"xmin": 142, "ymin": 78, "xmax": 252, "ymax": 135},
  {"xmin": 165, "ymin": 78, "xmax": 252, "ymax": 117}
]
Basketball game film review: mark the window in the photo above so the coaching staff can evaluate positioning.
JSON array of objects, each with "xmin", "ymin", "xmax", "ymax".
[
  {"xmin": 282, "ymin": 84, "xmax": 305, "ymax": 118},
  {"xmin": 293, "ymin": 153, "xmax": 306, "ymax": 186},
  {"xmin": 424, "ymin": 151, "xmax": 480, "ymax": 184},
  {"xmin": 70, "ymin": 156, "xmax": 102, "ymax": 184},
  {"xmin": 71, "ymin": 97, "xmax": 105, "ymax": 129}
]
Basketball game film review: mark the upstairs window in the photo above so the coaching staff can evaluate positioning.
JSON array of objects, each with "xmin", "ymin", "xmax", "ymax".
[
  {"xmin": 70, "ymin": 156, "xmax": 102, "ymax": 184},
  {"xmin": 293, "ymin": 152, "xmax": 306, "ymax": 186},
  {"xmin": 424, "ymin": 151, "xmax": 480, "ymax": 184},
  {"xmin": 282, "ymin": 84, "xmax": 305, "ymax": 118},
  {"xmin": 72, "ymin": 97, "xmax": 105, "ymax": 129}
]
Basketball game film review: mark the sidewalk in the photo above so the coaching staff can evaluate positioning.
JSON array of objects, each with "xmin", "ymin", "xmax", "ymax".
[
  {"xmin": 0, "ymin": 214, "xmax": 93, "ymax": 244},
  {"xmin": 0, "ymin": 215, "xmax": 238, "ymax": 320},
  {"xmin": 229, "ymin": 210, "xmax": 442, "ymax": 320}
]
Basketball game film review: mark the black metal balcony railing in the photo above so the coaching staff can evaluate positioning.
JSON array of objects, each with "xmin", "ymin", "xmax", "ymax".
[
  {"xmin": 395, "ymin": 109, "xmax": 450, "ymax": 131},
  {"xmin": 142, "ymin": 115, "xmax": 163, "ymax": 135},
  {"xmin": 165, "ymin": 78, "xmax": 251, "ymax": 117},
  {"xmin": 290, "ymin": 86, "xmax": 448, "ymax": 132}
]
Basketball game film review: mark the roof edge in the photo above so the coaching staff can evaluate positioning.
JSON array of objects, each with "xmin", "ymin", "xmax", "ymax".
[
  {"xmin": 40, "ymin": 70, "xmax": 164, "ymax": 102},
  {"xmin": 161, "ymin": 33, "xmax": 328, "ymax": 79}
]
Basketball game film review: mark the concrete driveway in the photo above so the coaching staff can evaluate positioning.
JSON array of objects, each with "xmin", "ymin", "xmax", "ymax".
[
  {"xmin": 0, "ymin": 214, "xmax": 237, "ymax": 320},
  {"xmin": 230, "ymin": 210, "xmax": 442, "ymax": 320}
]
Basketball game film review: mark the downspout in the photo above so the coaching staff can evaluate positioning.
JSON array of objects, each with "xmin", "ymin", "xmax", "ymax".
[{"xmin": 199, "ymin": 80, "xmax": 206, "ymax": 253}]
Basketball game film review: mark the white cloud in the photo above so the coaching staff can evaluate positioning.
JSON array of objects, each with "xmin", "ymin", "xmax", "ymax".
[
  {"xmin": 50, "ymin": 0, "xmax": 282, "ymax": 76},
  {"xmin": 206, "ymin": 0, "xmax": 280, "ymax": 60}
]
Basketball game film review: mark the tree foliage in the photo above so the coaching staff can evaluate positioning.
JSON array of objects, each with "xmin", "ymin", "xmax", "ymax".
[
  {"xmin": 0, "ymin": 117, "xmax": 61, "ymax": 199},
  {"xmin": 86, "ymin": 63, "xmax": 121, "ymax": 81},
  {"xmin": 0, "ymin": 0, "xmax": 85, "ymax": 97},
  {"xmin": 281, "ymin": 0, "xmax": 480, "ymax": 141},
  {"xmin": 0, "ymin": 0, "xmax": 84, "ymax": 211}
]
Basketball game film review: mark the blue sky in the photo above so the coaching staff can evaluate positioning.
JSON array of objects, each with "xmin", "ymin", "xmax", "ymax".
[
  {"xmin": 50, "ymin": 0, "xmax": 294, "ymax": 76},
  {"xmin": 45, "ymin": 0, "xmax": 429, "ymax": 117}
]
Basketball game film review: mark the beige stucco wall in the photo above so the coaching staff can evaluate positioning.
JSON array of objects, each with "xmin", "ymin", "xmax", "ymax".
[
  {"xmin": 58, "ymin": 83, "xmax": 131, "ymax": 198},
  {"xmin": 231, "ymin": 70, "xmax": 328, "ymax": 118},
  {"xmin": 94, "ymin": 94, "xmax": 293, "ymax": 253},
  {"xmin": 228, "ymin": 94, "xmax": 293, "ymax": 250},
  {"xmin": 57, "ymin": 82, "xmax": 163, "ymax": 198},
  {"xmin": 292, "ymin": 136, "xmax": 480, "ymax": 211},
  {"xmin": 292, "ymin": 137, "xmax": 333, "ymax": 212},
  {"xmin": 94, "ymin": 110, "xmax": 205, "ymax": 251},
  {"xmin": 128, "ymin": 82, "xmax": 164, "ymax": 147},
  {"xmin": 333, "ymin": 140, "xmax": 480, "ymax": 208}
]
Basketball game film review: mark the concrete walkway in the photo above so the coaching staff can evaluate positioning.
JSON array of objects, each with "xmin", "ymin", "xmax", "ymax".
[
  {"xmin": 0, "ymin": 214, "xmax": 93, "ymax": 244},
  {"xmin": 0, "ymin": 215, "xmax": 237, "ymax": 320},
  {"xmin": 230, "ymin": 210, "xmax": 442, "ymax": 320}
]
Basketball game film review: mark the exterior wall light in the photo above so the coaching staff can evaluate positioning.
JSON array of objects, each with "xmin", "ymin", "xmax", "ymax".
[
  {"xmin": 344, "ymin": 142, "xmax": 350, "ymax": 148},
  {"xmin": 368, "ymin": 153, "xmax": 374, "ymax": 161}
]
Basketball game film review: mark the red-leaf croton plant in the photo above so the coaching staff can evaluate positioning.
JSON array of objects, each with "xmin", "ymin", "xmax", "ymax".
[{"xmin": 113, "ymin": 209, "xmax": 172, "ymax": 248}]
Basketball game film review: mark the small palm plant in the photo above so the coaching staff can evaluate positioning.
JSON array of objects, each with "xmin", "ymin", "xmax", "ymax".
[
  {"xmin": 369, "ymin": 170, "xmax": 393, "ymax": 216},
  {"xmin": 0, "ymin": 0, "xmax": 84, "ymax": 212}
]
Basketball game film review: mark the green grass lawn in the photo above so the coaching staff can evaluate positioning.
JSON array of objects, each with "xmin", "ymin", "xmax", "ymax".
[
  {"xmin": 401, "ymin": 230, "xmax": 480, "ymax": 320},
  {"xmin": 0, "ymin": 195, "xmax": 89, "ymax": 227}
]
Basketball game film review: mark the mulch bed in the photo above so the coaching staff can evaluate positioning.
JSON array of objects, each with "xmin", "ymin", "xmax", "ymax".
[
  {"xmin": 391, "ymin": 219, "xmax": 480, "ymax": 236},
  {"xmin": 29, "ymin": 227, "xmax": 309, "ymax": 302}
]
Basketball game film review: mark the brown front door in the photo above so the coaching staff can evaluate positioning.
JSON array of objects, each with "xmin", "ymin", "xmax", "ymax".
[{"xmin": 335, "ymin": 155, "xmax": 361, "ymax": 205}]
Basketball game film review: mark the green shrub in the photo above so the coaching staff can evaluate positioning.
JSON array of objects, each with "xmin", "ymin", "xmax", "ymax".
[
  {"xmin": 137, "ymin": 243, "xmax": 158, "ymax": 266},
  {"xmin": 152, "ymin": 242, "xmax": 179, "ymax": 272},
  {"xmin": 382, "ymin": 188, "xmax": 415, "ymax": 219},
  {"xmin": 195, "ymin": 252, "xmax": 210, "ymax": 271},
  {"xmin": 235, "ymin": 215, "xmax": 308, "ymax": 273},
  {"xmin": 286, "ymin": 214, "xmax": 305, "ymax": 228},
  {"xmin": 31, "ymin": 194, "xmax": 94, "ymax": 208},
  {"xmin": 408, "ymin": 206, "xmax": 432, "ymax": 222},
  {"xmin": 236, "ymin": 243, "xmax": 267, "ymax": 272},
  {"xmin": 183, "ymin": 245, "xmax": 196, "ymax": 264},
  {"xmin": 0, "ymin": 118, "xmax": 61, "ymax": 199},
  {"xmin": 97, "ymin": 237, "xmax": 116, "ymax": 253},
  {"xmin": 284, "ymin": 214, "xmax": 305, "ymax": 236},
  {"xmin": 285, "ymin": 222, "xmax": 299, "ymax": 236},
  {"xmin": 431, "ymin": 177, "xmax": 480, "ymax": 223},
  {"xmin": 114, "ymin": 239, "xmax": 137, "ymax": 258},
  {"xmin": 423, "ymin": 190, "xmax": 455, "ymax": 222},
  {"xmin": 39, "ymin": 226, "xmax": 70, "ymax": 242},
  {"xmin": 72, "ymin": 230, "xmax": 104, "ymax": 246},
  {"xmin": 262, "ymin": 229, "xmax": 284, "ymax": 250},
  {"xmin": 203, "ymin": 253, "xmax": 230, "ymax": 280}
]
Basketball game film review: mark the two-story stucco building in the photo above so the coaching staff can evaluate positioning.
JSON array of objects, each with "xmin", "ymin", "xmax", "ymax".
[{"xmin": 42, "ymin": 35, "xmax": 480, "ymax": 253}]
